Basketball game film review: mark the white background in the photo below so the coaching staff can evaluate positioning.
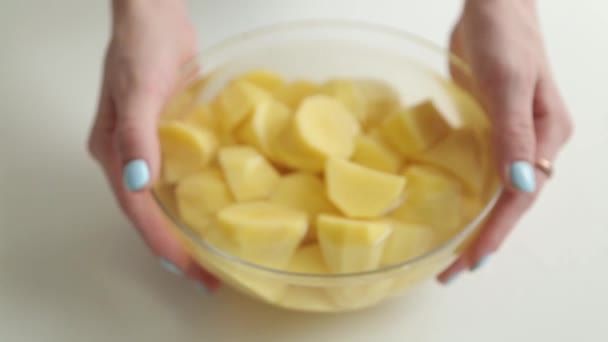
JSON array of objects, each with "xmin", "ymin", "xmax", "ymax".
[{"xmin": 1, "ymin": 0, "xmax": 607, "ymax": 341}]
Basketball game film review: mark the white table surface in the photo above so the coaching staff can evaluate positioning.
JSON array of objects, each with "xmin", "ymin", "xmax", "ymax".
[{"xmin": 1, "ymin": 1, "xmax": 607, "ymax": 341}]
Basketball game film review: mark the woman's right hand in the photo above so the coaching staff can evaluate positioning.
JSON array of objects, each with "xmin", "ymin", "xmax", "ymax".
[{"xmin": 88, "ymin": 0, "xmax": 219, "ymax": 290}]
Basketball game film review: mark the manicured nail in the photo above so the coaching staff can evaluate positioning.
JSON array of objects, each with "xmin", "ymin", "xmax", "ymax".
[
  {"xmin": 160, "ymin": 258, "xmax": 182, "ymax": 276},
  {"xmin": 444, "ymin": 271, "xmax": 461, "ymax": 285},
  {"xmin": 194, "ymin": 283, "xmax": 210, "ymax": 295},
  {"xmin": 510, "ymin": 161, "xmax": 536, "ymax": 193},
  {"xmin": 471, "ymin": 255, "xmax": 491, "ymax": 271},
  {"xmin": 123, "ymin": 159, "xmax": 150, "ymax": 191}
]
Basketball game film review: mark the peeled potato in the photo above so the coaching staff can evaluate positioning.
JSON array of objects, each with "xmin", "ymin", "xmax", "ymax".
[
  {"xmin": 153, "ymin": 183, "xmax": 179, "ymax": 218},
  {"xmin": 317, "ymin": 214, "xmax": 392, "ymax": 273},
  {"xmin": 381, "ymin": 220, "xmax": 438, "ymax": 266},
  {"xmin": 239, "ymin": 69, "xmax": 285, "ymax": 92},
  {"xmin": 271, "ymin": 95, "xmax": 360, "ymax": 172},
  {"xmin": 294, "ymin": 95, "xmax": 360, "ymax": 159},
  {"xmin": 379, "ymin": 100, "xmax": 451, "ymax": 156},
  {"xmin": 276, "ymin": 80, "xmax": 319, "ymax": 109},
  {"xmin": 321, "ymin": 79, "xmax": 400, "ymax": 130},
  {"xmin": 391, "ymin": 164, "xmax": 462, "ymax": 231},
  {"xmin": 320, "ymin": 79, "xmax": 368, "ymax": 124},
  {"xmin": 187, "ymin": 103, "xmax": 219, "ymax": 131},
  {"xmin": 217, "ymin": 80, "xmax": 272, "ymax": 133},
  {"xmin": 287, "ymin": 244, "xmax": 329, "ymax": 274},
  {"xmin": 439, "ymin": 76, "xmax": 490, "ymax": 131},
  {"xmin": 175, "ymin": 168, "xmax": 234, "ymax": 236},
  {"xmin": 270, "ymin": 172, "xmax": 337, "ymax": 241},
  {"xmin": 354, "ymin": 79, "xmax": 401, "ymax": 130},
  {"xmin": 351, "ymin": 135, "xmax": 402, "ymax": 173},
  {"xmin": 326, "ymin": 158, "xmax": 406, "ymax": 218},
  {"xmin": 413, "ymin": 128, "xmax": 486, "ymax": 195},
  {"xmin": 271, "ymin": 124, "xmax": 325, "ymax": 172},
  {"xmin": 218, "ymin": 146, "xmax": 280, "ymax": 201},
  {"xmin": 158, "ymin": 121, "xmax": 218, "ymax": 183},
  {"xmin": 207, "ymin": 201, "xmax": 307, "ymax": 268},
  {"xmin": 236, "ymin": 99, "xmax": 291, "ymax": 157},
  {"xmin": 161, "ymin": 77, "xmax": 207, "ymax": 120}
]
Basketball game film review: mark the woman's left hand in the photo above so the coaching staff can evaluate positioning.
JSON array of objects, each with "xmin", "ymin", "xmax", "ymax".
[{"xmin": 439, "ymin": 0, "xmax": 573, "ymax": 283}]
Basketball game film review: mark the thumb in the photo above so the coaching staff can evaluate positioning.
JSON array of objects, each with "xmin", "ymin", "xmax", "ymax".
[
  {"xmin": 477, "ymin": 65, "xmax": 538, "ymax": 193},
  {"xmin": 115, "ymin": 87, "xmax": 166, "ymax": 192}
]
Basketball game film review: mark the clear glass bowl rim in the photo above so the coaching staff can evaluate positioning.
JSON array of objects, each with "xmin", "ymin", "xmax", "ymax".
[{"xmin": 153, "ymin": 19, "xmax": 503, "ymax": 280}]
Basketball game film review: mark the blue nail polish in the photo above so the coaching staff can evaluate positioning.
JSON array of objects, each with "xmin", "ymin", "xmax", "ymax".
[
  {"xmin": 160, "ymin": 258, "xmax": 182, "ymax": 276},
  {"xmin": 472, "ymin": 255, "xmax": 491, "ymax": 271},
  {"xmin": 444, "ymin": 272, "xmax": 461, "ymax": 285},
  {"xmin": 194, "ymin": 283, "xmax": 210, "ymax": 295},
  {"xmin": 123, "ymin": 159, "xmax": 150, "ymax": 191},
  {"xmin": 510, "ymin": 161, "xmax": 536, "ymax": 193}
]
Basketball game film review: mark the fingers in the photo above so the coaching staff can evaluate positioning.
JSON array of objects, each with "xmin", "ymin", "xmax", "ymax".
[
  {"xmin": 114, "ymin": 83, "xmax": 167, "ymax": 192},
  {"xmin": 89, "ymin": 92, "xmax": 219, "ymax": 290},
  {"xmin": 438, "ymin": 76, "xmax": 573, "ymax": 284},
  {"xmin": 448, "ymin": 22, "xmax": 478, "ymax": 96},
  {"xmin": 437, "ymin": 257, "xmax": 468, "ymax": 284},
  {"xmin": 107, "ymin": 151, "xmax": 220, "ymax": 289},
  {"xmin": 533, "ymin": 75, "xmax": 574, "ymax": 161},
  {"xmin": 476, "ymin": 60, "xmax": 538, "ymax": 194}
]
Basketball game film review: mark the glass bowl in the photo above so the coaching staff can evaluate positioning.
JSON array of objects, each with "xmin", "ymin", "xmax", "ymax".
[{"xmin": 153, "ymin": 20, "xmax": 501, "ymax": 312}]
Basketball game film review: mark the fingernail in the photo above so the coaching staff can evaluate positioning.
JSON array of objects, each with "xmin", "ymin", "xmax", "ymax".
[
  {"xmin": 510, "ymin": 161, "xmax": 536, "ymax": 193},
  {"xmin": 160, "ymin": 258, "xmax": 182, "ymax": 276},
  {"xmin": 123, "ymin": 159, "xmax": 150, "ymax": 191},
  {"xmin": 194, "ymin": 283, "xmax": 210, "ymax": 295},
  {"xmin": 444, "ymin": 271, "xmax": 461, "ymax": 285},
  {"xmin": 471, "ymin": 255, "xmax": 491, "ymax": 271}
]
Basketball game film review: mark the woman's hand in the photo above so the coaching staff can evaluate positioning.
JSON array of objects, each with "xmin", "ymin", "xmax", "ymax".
[
  {"xmin": 88, "ymin": 0, "xmax": 219, "ymax": 290},
  {"xmin": 439, "ymin": 0, "xmax": 573, "ymax": 282}
]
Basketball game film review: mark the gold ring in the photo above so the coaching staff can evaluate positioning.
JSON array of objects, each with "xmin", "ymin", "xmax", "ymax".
[{"xmin": 535, "ymin": 158, "xmax": 553, "ymax": 178}]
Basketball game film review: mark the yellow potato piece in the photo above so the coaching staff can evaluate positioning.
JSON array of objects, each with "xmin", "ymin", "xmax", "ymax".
[
  {"xmin": 351, "ymin": 135, "xmax": 402, "ymax": 173},
  {"xmin": 175, "ymin": 168, "xmax": 234, "ymax": 236},
  {"xmin": 218, "ymin": 146, "xmax": 280, "ymax": 201},
  {"xmin": 207, "ymin": 201, "xmax": 307, "ymax": 268},
  {"xmin": 194, "ymin": 102, "xmax": 238, "ymax": 146},
  {"xmin": 158, "ymin": 121, "xmax": 218, "ymax": 183},
  {"xmin": 391, "ymin": 165, "xmax": 462, "ymax": 231},
  {"xmin": 161, "ymin": 77, "xmax": 207, "ymax": 120},
  {"xmin": 236, "ymin": 99, "xmax": 291, "ymax": 157},
  {"xmin": 275, "ymin": 80, "xmax": 319, "ymax": 109},
  {"xmin": 239, "ymin": 69, "xmax": 285, "ymax": 92},
  {"xmin": 439, "ymin": 77, "xmax": 490, "ymax": 131},
  {"xmin": 317, "ymin": 214, "xmax": 392, "ymax": 273},
  {"xmin": 379, "ymin": 100, "xmax": 452, "ymax": 156},
  {"xmin": 381, "ymin": 220, "xmax": 439, "ymax": 266},
  {"xmin": 354, "ymin": 79, "xmax": 401, "ymax": 130},
  {"xmin": 413, "ymin": 128, "xmax": 487, "ymax": 195},
  {"xmin": 271, "ymin": 123, "xmax": 325, "ymax": 172},
  {"xmin": 326, "ymin": 158, "xmax": 406, "ymax": 218},
  {"xmin": 320, "ymin": 79, "xmax": 368, "ymax": 124},
  {"xmin": 191, "ymin": 243, "xmax": 289, "ymax": 303},
  {"xmin": 321, "ymin": 79, "xmax": 400, "ymax": 130},
  {"xmin": 286, "ymin": 244, "xmax": 329, "ymax": 274},
  {"xmin": 153, "ymin": 183, "xmax": 179, "ymax": 218},
  {"xmin": 217, "ymin": 80, "xmax": 272, "ymax": 133},
  {"xmin": 270, "ymin": 95, "xmax": 360, "ymax": 172},
  {"xmin": 186, "ymin": 103, "xmax": 219, "ymax": 131},
  {"xmin": 294, "ymin": 95, "xmax": 360, "ymax": 159},
  {"xmin": 270, "ymin": 172, "xmax": 337, "ymax": 241}
]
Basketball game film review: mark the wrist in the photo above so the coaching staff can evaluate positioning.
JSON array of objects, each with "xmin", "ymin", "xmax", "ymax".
[
  {"xmin": 111, "ymin": 0, "xmax": 188, "ymax": 27},
  {"xmin": 465, "ymin": 0, "xmax": 536, "ymax": 7}
]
